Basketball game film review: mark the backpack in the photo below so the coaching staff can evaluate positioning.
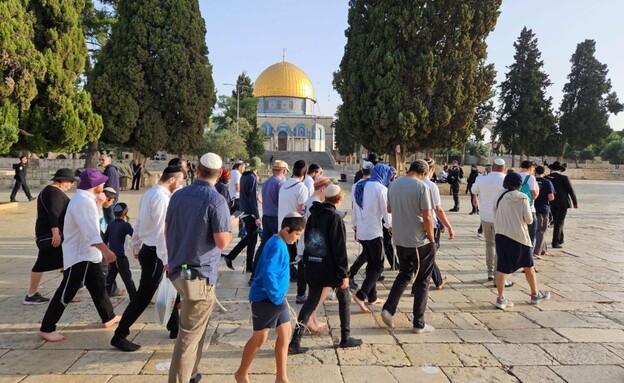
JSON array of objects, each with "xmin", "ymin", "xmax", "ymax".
[{"xmin": 520, "ymin": 174, "xmax": 534, "ymax": 206}]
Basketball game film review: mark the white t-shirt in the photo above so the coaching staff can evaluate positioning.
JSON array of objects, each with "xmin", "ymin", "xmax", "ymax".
[
  {"xmin": 303, "ymin": 175, "xmax": 315, "ymax": 198},
  {"xmin": 351, "ymin": 181, "xmax": 391, "ymax": 241},
  {"xmin": 471, "ymin": 172, "xmax": 506, "ymax": 223},
  {"xmin": 519, "ymin": 171, "xmax": 539, "ymax": 212},
  {"xmin": 278, "ymin": 177, "xmax": 308, "ymax": 228},
  {"xmin": 423, "ymin": 177, "xmax": 441, "ymax": 222},
  {"xmin": 228, "ymin": 169, "xmax": 241, "ymax": 199}
]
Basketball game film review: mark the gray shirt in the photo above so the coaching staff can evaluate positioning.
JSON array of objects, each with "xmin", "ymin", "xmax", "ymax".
[{"xmin": 387, "ymin": 176, "xmax": 433, "ymax": 248}]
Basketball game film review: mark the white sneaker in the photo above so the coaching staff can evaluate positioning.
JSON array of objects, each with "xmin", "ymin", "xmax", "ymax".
[
  {"xmin": 412, "ymin": 324, "xmax": 434, "ymax": 334},
  {"xmin": 495, "ymin": 297, "xmax": 515, "ymax": 310},
  {"xmin": 381, "ymin": 309, "xmax": 394, "ymax": 329}
]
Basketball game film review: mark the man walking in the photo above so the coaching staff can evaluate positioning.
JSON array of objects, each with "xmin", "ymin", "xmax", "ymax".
[
  {"xmin": 471, "ymin": 158, "xmax": 512, "ymax": 286},
  {"xmin": 10, "ymin": 155, "xmax": 34, "ymax": 202},
  {"xmin": 380, "ymin": 160, "xmax": 436, "ymax": 333},
  {"xmin": 38, "ymin": 169, "xmax": 120, "ymax": 342},
  {"xmin": 289, "ymin": 184, "xmax": 362, "ymax": 354},
  {"xmin": 534, "ymin": 165, "xmax": 555, "ymax": 258},
  {"xmin": 229, "ymin": 160, "xmax": 246, "ymax": 237},
  {"xmin": 110, "ymin": 166, "xmax": 184, "ymax": 352},
  {"xmin": 351, "ymin": 164, "xmax": 393, "ymax": 312},
  {"xmin": 303, "ymin": 164, "xmax": 323, "ymax": 198},
  {"xmin": 131, "ymin": 159, "xmax": 142, "ymax": 190},
  {"xmin": 100, "ymin": 153, "xmax": 119, "ymax": 224},
  {"xmin": 546, "ymin": 161, "xmax": 577, "ymax": 249},
  {"xmin": 249, "ymin": 160, "xmax": 289, "ymax": 285},
  {"xmin": 519, "ymin": 160, "xmax": 540, "ymax": 247},
  {"xmin": 166, "ymin": 153, "xmax": 232, "ymax": 383},
  {"xmin": 223, "ymin": 157, "xmax": 264, "ymax": 272}
]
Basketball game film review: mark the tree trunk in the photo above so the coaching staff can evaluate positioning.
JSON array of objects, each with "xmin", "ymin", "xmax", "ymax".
[
  {"xmin": 511, "ymin": 151, "xmax": 515, "ymax": 168},
  {"xmin": 558, "ymin": 138, "xmax": 567, "ymax": 162},
  {"xmin": 84, "ymin": 140, "xmax": 99, "ymax": 169},
  {"xmin": 390, "ymin": 146, "xmax": 406, "ymax": 175}
]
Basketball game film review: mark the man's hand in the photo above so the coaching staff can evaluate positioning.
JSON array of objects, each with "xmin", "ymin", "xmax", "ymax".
[
  {"xmin": 164, "ymin": 264, "xmax": 169, "ymax": 272},
  {"xmin": 447, "ymin": 227, "xmax": 455, "ymax": 240},
  {"xmin": 102, "ymin": 247, "xmax": 116, "ymax": 263},
  {"xmin": 51, "ymin": 228, "xmax": 62, "ymax": 247},
  {"xmin": 256, "ymin": 218, "xmax": 262, "ymax": 227},
  {"xmin": 573, "ymin": 204, "xmax": 578, "ymax": 209},
  {"xmin": 340, "ymin": 278, "xmax": 349, "ymax": 289}
]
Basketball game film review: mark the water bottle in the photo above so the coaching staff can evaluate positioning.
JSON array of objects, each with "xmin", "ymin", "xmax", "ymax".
[{"xmin": 180, "ymin": 264, "xmax": 192, "ymax": 280}]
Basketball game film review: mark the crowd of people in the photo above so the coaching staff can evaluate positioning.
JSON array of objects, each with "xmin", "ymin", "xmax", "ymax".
[{"xmin": 21, "ymin": 151, "xmax": 579, "ymax": 383}]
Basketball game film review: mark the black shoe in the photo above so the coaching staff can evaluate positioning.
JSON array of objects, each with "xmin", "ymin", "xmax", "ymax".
[
  {"xmin": 224, "ymin": 258, "xmax": 234, "ymax": 270},
  {"xmin": 449, "ymin": 207, "xmax": 459, "ymax": 212},
  {"xmin": 167, "ymin": 323, "xmax": 179, "ymax": 339},
  {"xmin": 349, "ymin": 278, "xmax": 358, "ymax": 290},
  {"xmin": 288, "ymin": 342, "xmax": 309, "ymax": 355},
  {"xmin": 377, "ymin": 275, "xmax": 385, "ymax": 282},
  {"xmin": 111, "ymin": 335, "xmax": 141, "ymax": 352},
  {"xmin": 552, "ymin": 244, "xmax": 562, "ymax": 249},
  {"xmin": 9, "ymin": 199, "xmax": 17, "ymax": 203},
  {"xmin": 190, "ymin": 372, "xmax": 202, "ymax": 383},
  {"xmin": 28, "ymin": 197, "xmax": 35, "ymax": 202},
  {"xmin": 339, "ymin": 337, "xmax": 363, "ymax": 348}
]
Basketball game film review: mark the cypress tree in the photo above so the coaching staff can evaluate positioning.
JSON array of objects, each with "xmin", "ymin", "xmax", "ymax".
[
  {"xmin": 559, "ymin": 40, "xmax": 623, "ymax": 153},
  {"xmin": 16, "ymin": 0, "xmax": 103, "ymax": 153},
  {"xmin": 494, "ymin": 27, "xmax": 555, "ymax": 165},
  {"xmin": 90, "ymin": 0, "xmax": 215, "ymax": 157},
  {"xmin": 334, "ymin": 1, "xmax": 501, "ymax": 171},
  {"xmin": 0, "ymin": 0, "xmax": 46, "ymax": 153}
]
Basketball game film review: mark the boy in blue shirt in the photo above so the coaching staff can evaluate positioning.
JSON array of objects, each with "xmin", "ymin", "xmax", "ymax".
[
  {"xmin": 103, "ymin": 203, "xmax": 136, "ymax": 299},
  {"xmin": 235, "ymin": 212, "xmax": 306, "ymax": 383}
]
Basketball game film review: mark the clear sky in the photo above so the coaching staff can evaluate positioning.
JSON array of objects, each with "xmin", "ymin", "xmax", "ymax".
[{"xmin": 199, "ymin": 0, "xmax": 624, "ymax": 131}]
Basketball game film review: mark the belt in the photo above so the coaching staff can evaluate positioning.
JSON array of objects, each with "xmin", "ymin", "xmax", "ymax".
[{"xmin": 142, "ymin": 244, "xmax": 157, "ymax": 250}]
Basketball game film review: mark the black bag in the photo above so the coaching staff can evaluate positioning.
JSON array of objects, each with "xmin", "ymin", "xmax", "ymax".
[{"xmin": 36, "ymin": 235, "xmax": 63, "ymax": 252}]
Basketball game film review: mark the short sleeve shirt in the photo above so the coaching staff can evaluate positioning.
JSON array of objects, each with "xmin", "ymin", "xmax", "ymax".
[
  {"xmin": 228, "ymin": 169, "xmax": 242, "ymax": 199},
  {"xmin": 166, "ymin": 180, "xmax": 231, "ymax": 282},
  {"xmin": 277, "ymin": 178, "xmax": 308, "ymax": 228},
  {"xmin": 534, "ymin": 177, "xmax": 554, "ymax": 214},
  {"xmin": 471, "ymin": 172, "xmax": 505, "ymax": 223},
  {"xmin": 387, "ymin": 176, "xmax": 433, "ymax": 248}
]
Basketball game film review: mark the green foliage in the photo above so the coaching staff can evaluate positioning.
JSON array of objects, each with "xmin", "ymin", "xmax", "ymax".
[
  {"xmin": 472, "ymin": 97, "xmax": 495, "ymax": 141},
  {"xmin": 559, "ymin": 40, "xmax": 623, "ymax": 151},
  {"xmin": 333, "ymin": 112, "xmax": 358, "ymax": 156},
  {"xmin": 466, "ymin": 140, "xmax": 488, "ymax": 157},
  {"xmin": 198, "ymin": 129, "xmax": 248, "ymax": 160},
  {"xmin": 494, "ymin": 27, "xmax": 556, "ymax": 158},
  {"xmin": 90, "ymin": 0, "xmax": 215, "ymax": 157},
  {"xmin": 0, "ymin": 0, "xmax": 47, "ymax": 152},
  {"xmin": 334, "ymin": 1, "xmax": 501, "ymax": 168},
  {"xmin": 600, "ymin": 139, "xmax": 624, "ymax": 164},
  {"xmin": 579, "ymin": 147, "xmax": 595, "ymax": 161}
]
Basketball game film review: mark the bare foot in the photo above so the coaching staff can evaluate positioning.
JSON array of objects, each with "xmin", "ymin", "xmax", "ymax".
[
  {"xmin": 38, "ymin": 331, "xmax": 66, "ymax": 342},
  {"xmin": 367, "ymin": 298, "xmax": 385, "ymax": 305},
  {"xmin": 103, "ymin": 315, "xmax": 121, "ymax": 328},
  {"xmin": 71, "ymin": 297, "xmax": 81, "ymax": 303},
  {"xmin": 533, "ymin": 254, "xmax": 543, "ymax": 260},
  {"xmin": 234, "ymin": 370, "xmax": 250, "ymax": 383},
  {"xmin": 436, "ymin": 276, "xmax": 448, "ymax": 290},
  {"xmin": 353, "ymin": 295, "xmax": 370, "ymax": 313}
]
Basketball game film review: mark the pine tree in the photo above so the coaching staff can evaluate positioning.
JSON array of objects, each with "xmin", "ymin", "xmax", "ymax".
[
  {"xmin": 494, "ymin": 27, "xmax": 555, "ymax": 165},
  {"xmin": 89, "ymin": 0, "xmax": 215, "ymax": 157},
  {"xmin": 559, "ymin": 39, "xmax": 623, "ymax": 154},
  {"xmin": 334, "ymin": 0, "xmax": 501, "ymax": 171},
  {"xmin": 0, "ymin": 0, "xmax": 46, "ymax": 153}
]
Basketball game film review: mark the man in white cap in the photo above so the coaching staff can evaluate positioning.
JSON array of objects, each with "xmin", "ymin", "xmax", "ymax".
[
  {"xmin": 165, "ymin": 153, "xmax": 232, "ymax": 383},
  {"xmin": 471, "ymin": 158, "xmax": 512, "ymax": 287}
]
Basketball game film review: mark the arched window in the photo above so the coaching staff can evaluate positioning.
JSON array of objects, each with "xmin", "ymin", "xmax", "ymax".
[
  {"xmin": 294, "ymin": 124, "xmax": 307, "ymax": 137},
  {"xmin": 277, "ymin": 123, "xmax": 291, "ymax": 135},
  {"xmin": 261, "ymin": 122, "xmax": 274, "ymax": 136}
]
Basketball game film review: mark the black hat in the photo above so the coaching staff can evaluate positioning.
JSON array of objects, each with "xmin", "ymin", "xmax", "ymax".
[
  {"xmin": 293, "ymin": 160, "xmax": 307, "ymax": 170},
  {"xmin": 367, "ymin": 152, "xmax": 379, "ymax": 165},
  {"xmin": 548, "ymin": 161, "xmax": 567, "ymax": 172},
  {"xmin": 503, "ymin": 172, "xmax": 523, "ymax": 190},
  {"xmin": 51, "ymin": 168, "xmax": 77, "ymax": 182}
]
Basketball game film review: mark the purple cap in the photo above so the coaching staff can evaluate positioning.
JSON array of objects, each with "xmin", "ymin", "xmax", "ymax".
[{"xmin": 78, "ymin": 168, "xmax": 108, "ymax": 190}]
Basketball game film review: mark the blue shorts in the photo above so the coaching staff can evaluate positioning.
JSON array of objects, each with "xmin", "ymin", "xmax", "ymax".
[{"xmin": 251, "ymin": 299, "xmax": 290, "ymax": 331}]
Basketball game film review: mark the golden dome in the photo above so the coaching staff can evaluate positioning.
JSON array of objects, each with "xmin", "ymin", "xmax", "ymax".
[{"xmin": 254, "ymin": 61, "xmax": 315, "ymax": 101}]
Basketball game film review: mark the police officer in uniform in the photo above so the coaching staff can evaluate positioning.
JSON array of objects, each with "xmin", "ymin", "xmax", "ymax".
[{"xmin": 10, "ymin": 155, "xmax": 34, "ymax": 202}]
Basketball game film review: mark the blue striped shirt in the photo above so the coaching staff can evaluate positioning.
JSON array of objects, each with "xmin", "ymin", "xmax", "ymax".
[{"xmin": 166, "ymin": 180, "xmax": 231, "ymax": 282}]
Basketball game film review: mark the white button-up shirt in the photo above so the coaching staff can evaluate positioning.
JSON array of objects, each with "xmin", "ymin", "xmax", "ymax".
[
  {"xmin": 351, "ymin": 181, "xmax": 392, "ymax": 241},
  {"xmin": 62, "ymin": 189, "xmax": 103, "ymax": 268},
  {"xmin": 131, "ymin": 184, "xmax": 172, "ymax": 262}
]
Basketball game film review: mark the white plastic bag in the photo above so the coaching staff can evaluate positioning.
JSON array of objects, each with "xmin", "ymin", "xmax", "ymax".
[{"xmin": 154, "ymin": 276, "xmax": 177, "ymax": 326}]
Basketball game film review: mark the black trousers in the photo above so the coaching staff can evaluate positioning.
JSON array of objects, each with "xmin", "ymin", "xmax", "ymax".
[
  {"xmin": 106, "ymin": 256, "xmax": 137, "ymax": 300},
  {"xmin": 115, "ymin": 245, "xmax": 164, "ymax": 339},
  {"xmin": 252, "ymin": 215, "xmax": 278, "ymax": 276},
  {"xmin": 349, "ymin": 250, "xmax": 366, "ymax": 278},
  {"xmin": 131, "ymin": 173, "xmax": 141, "ymax": 190},
  {"xmin": 292, "ymin": 285, "xmax": 351, "ymax": 344},
  {"xmin": 551, "ymin": 208, "xmax": 568, "ymax": 247},
  {"xmin": 101, "ymin": 259, "xmax": 119, "ymax": 296},
  {"xmin": 355, "ymin": 237, "xmax": 384, "ymax": 303},
  {"xmin": 382, "ymin": 225, "xmax": 396, "ymax": 269},
  {"xmin": 10, "ymin": 178, "xmax": 32, "ymax": 200},
  {"xmin": 430, "ymin": 228, "xmax": 444, "ymax": 288},
  {"xmin": 40, "ymin": 261, "xmax": 116, "ymax": 333},
  {"xmin": 226, "ymin": 215, "xmax": 258, "ymax": 272},
  {"xmin": 296, "ymin": 260, "xmax": 306, "ymax": 297},
  {"xmin": 451, "ymin": 183, "xmax": 460, "ymax": 208},
  {"xmin": 383, "ymin": 243, "xmax": 435, "ymax": 329}
]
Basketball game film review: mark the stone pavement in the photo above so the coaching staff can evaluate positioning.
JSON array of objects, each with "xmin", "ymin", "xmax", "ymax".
[{"xmin": 1, "ymin": 177, "xmax": 623, "ymax": 382}]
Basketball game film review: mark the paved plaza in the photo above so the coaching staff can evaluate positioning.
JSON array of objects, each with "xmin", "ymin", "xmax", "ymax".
[{"xmin": 0, "ymin": 177, "xmax": 623, "ymax": 382}]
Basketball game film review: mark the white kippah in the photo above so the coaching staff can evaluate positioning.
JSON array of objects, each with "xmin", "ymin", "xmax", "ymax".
[
  {"xmin": 284, "ymin": 212, "xmax": 303, "ymax": 218},
  {"xmin": 324, "ymin": 184, "xmax": 342, "ymax": 198},
  {"xmin": 200, "ymin": 153, "xmax": 222, "ymax": 169},
  {"xmin": 493, "ymin": 158, "xmax": 505, "ymax": 166}
]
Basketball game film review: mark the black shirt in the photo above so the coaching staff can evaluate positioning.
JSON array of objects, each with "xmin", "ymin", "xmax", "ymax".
[
  {"xmin": 103, "ymin": 219, "xmax": 134, "ymax": 258},
  {"xmin": 35, "ymin": 185, "xmax": 70, "ymax": 239}
]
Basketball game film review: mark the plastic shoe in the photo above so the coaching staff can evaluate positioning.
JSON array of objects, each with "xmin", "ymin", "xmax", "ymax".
[
  {"xmin": 381, "ymin": 309, "xmax": 394, "ymax": 329},
  {"xmin": 495, "ymin": 297, "xmax": 515, "ymax": 310},
  {"xmin": 530, "ymin": 291, "xmax": 551, "ymax": 305},
  {"xmin": 412, "ymin": 324, "xmax": 435, "ymax": 334}
]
